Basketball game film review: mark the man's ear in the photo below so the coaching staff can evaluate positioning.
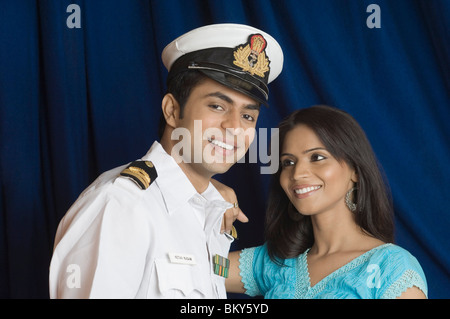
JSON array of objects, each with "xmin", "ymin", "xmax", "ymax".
[{"xmin": 161, "ymin": 93, "xmax": 180, "ymax": 128}]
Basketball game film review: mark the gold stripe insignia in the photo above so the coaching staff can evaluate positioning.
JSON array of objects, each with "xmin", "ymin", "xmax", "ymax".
[{"xmin": 120, "ymin": 160, "xmax": 157, "ymax": 190}]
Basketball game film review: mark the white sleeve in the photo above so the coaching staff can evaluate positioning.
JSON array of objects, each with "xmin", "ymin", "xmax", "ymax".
[{"xmin": 49, "ymin": 185, "xmax": 150, "ymax": 298}]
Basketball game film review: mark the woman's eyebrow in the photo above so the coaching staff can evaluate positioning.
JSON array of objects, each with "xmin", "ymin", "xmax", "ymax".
[
  {"xmin": 303, "ymin": 147, "xmax": 327, "ymax": 154},
  {"xmin": 281, "ymin": 148, "xmax": 327, "ymax": 158}
]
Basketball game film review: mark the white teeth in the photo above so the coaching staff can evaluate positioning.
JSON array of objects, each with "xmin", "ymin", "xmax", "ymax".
[
  {"xmin": 295, "ymin": 186, "xmax": 321, "ymax": 194},
  {"xmin": 209, "ymin": 138, "xmax": 234, "ymax": 150}
]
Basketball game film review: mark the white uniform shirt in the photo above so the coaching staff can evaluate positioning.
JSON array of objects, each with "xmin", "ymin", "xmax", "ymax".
[{"xmin": 49, "ymin": 142, "xmax": 234, "ymax": 298}]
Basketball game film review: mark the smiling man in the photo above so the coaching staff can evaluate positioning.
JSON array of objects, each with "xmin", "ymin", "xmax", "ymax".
[
  {"xmin": 49, "ymin": 24, "xmax": 283, "ymax": 298},
  {"xmin": 164, "ymin": 78, "xmax": 260, "ymax": 180}
]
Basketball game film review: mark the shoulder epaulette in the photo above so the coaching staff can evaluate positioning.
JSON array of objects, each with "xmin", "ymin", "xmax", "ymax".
[{"xmin": 120, "ymin": 160, "xmax": 157, "ymax": 190}]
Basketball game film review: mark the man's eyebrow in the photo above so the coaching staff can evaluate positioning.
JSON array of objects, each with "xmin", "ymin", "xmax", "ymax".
[
  {"xmin": 204, "ymin": 91, "xmax": 260, "ymax": 111},
  {"xmin": 244, "ymin": 104, "xmax": 261, "ymax": 112},
  {"xmin": 204, "ymin": 92, "xmax": 234, "ymax": 104}
]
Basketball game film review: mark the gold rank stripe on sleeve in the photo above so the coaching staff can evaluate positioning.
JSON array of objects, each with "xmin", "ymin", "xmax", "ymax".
[
  {"xmin": 213, "ymin": 255, "xmax": 230, "ymax": 278},
  {"xmin": 120, "ymin": 160, "xmax": 158, "ymax": 190}
]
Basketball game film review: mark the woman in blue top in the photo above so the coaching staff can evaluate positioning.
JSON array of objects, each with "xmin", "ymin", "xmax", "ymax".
[{"xmin": 224, "ymin": 105, "xmax": 427, "ymax": 299}]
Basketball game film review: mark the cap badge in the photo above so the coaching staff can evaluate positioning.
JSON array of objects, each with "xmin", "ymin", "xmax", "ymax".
[{"xmin": 233, "ymin": 34, "xmax": 270, "ymax": 78}]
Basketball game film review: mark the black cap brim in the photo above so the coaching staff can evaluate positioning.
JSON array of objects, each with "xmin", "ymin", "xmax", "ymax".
[{"xmin": 167, "ymin": 48, "xmax": 269, "ymax": 106}]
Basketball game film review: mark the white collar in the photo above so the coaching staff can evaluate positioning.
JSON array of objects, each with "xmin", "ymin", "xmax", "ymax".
[
  {"xmin": 141, "ymin": 142, "xmax": 232, "ymax": 215},
  {"xmin": 142, "ymin": 142, "xmax": 196, "ymax": 214}
]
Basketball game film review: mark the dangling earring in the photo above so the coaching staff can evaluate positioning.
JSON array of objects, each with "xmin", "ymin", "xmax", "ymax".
[{"xmin": 345, "ymin": 187, "xmax": 358, "ymax": 212}]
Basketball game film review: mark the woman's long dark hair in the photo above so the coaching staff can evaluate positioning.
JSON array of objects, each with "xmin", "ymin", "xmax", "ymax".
[{"xmin": 265, "ymin": 105, "xmax": 395, "ymax": 261}]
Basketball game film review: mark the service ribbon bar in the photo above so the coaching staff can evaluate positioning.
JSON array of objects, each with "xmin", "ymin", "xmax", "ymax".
[{"xmin": 213, "ymin": 255, "xmax": 230, "ymax": 278}]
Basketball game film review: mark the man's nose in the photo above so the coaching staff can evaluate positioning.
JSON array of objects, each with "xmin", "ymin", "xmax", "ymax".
[{"xmin": 222, "ymin": 110, "xmax": 242, "ymax": 133}]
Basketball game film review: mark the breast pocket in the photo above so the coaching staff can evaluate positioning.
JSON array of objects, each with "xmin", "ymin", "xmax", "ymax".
[{"xmin": 154, "ymin": 258, "xmax": 208, "ymax": 298}]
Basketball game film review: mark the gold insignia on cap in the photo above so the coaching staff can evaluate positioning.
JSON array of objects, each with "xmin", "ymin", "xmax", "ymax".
[
  {"xmin": 233, "ymin": 34, "xmax": 270, "ymax": 78},
  {"xmin": 120, "ymin": 160, "xmax": 157, "ymax": 190}
]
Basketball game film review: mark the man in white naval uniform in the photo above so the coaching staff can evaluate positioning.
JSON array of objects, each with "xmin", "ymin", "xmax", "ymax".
[{"xmin": 49, "ymin": 24, "xmax": 283, "ymax": 298}]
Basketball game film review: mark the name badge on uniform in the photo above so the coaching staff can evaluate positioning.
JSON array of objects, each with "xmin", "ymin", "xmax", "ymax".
[
  {"xmin": 169, "ymin": 253, "xmax": 196, "ymax": 265},
  {"xmin": 213, "ymin": 255, "xmax": 230, "ymax": 278}
]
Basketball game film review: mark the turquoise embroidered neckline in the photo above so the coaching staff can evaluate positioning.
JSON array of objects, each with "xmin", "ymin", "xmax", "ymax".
[{"xmin": 295, "ymin": 243, "xmax": 392, "ymax": 298}]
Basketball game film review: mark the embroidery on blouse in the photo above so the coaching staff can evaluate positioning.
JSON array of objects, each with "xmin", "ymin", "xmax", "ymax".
[
  {"xmin": 239, "ymin": 248, "xmax": 260, "ymax": 296},
  {"xmin": 295, "ymin": 243, "xmax": 393, "ymax": 298},
  {"xmin": 381, "ymin": 269, "xmax": 428, "ymax": 299}
]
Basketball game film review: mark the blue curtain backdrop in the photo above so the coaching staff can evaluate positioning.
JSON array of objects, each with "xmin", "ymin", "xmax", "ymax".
[{"xmin": 0, "ymin": 0, "xmax": 449, "ymax": 298}]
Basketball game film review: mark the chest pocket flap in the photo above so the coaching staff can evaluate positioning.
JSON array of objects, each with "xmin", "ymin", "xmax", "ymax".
[{"xmin": 155, "ymin": 258, "xmax": 208, "ymax": 298}]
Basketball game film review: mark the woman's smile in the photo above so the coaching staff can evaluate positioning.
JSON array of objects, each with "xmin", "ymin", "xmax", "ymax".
[{"xmin": 293, "ymin": 184, "xmax": 322, "ymax": 199}]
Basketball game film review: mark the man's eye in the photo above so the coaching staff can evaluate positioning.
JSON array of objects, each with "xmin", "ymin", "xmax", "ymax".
[
  {"xmin": 242, "ymin": 114, "xmax": 255, "ymax": 122},
  {"xmin": 209, "ymin": 104, "xmax": 224, "ymax": 111},
  {"xmin": 311, "ymin": 154, "xmax": 326, "ymax": 162}
]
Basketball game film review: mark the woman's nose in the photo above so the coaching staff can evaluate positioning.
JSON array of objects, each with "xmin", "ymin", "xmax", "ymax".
[{"xmin": 292, "ymin": 162, "xmax": 310, "ymax": 180}]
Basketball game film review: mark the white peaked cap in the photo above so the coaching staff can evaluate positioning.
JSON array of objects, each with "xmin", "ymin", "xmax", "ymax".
[{"xmin": 161, "ymin": 24, "xmax": 284, "ymax": 105}]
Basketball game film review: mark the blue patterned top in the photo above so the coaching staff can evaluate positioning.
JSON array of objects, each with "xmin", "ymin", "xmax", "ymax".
[{"xmin": 239, "ymin": 243, "xmax": 427, "ymax": 299}]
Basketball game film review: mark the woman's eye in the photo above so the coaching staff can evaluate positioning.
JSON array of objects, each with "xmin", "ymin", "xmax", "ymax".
[
  {"xmin": 281, "ymin": 159, "xmax": 295, "ymax": 167},
  {"xmin": 311, "ymin": 154, "xmax": 326, "ymax": 162}
]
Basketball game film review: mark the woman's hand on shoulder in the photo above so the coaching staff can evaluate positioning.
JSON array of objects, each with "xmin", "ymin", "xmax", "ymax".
[{"xmin": 211, "ymin": 179, "xmax": 249, "ymax": 234}]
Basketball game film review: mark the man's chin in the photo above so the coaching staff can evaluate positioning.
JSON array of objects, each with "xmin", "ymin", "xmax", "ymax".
[{"xmin": 202, "ymin": 160, "xmax": 235, "ymax": 175}]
